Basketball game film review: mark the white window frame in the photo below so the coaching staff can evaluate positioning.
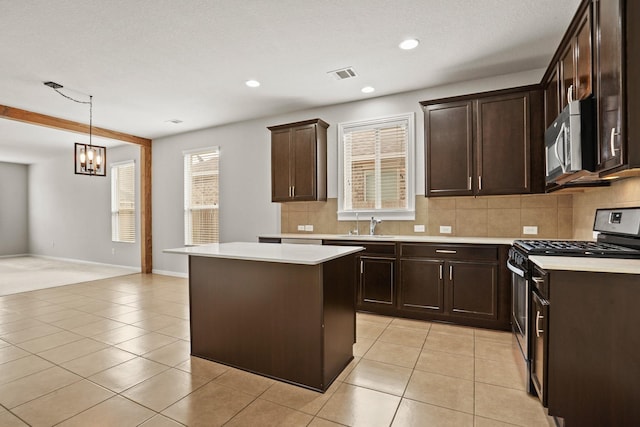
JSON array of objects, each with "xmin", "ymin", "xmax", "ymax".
[
  {"xmin": 110, "ymin": 160, "xmax": 136, "ymax": 243},
  {"xmin": 338, "ymin": 113, "xmax": 415, "ymax": 221},
  {"xmin": 183, "ymin": 146, "xmax": 220, "ymax": 246}
]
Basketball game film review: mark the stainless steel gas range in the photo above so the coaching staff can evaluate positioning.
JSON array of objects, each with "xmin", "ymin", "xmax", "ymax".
[{"xmin": 507, "ymin": 207, "xmax": 640, "ymax": 397}]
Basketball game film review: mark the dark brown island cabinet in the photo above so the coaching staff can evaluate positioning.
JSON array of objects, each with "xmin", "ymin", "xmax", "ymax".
[
  {"xmin": 321, "ymin": 240, "xmax": 511, "ymax": 331},
  {"xmin": 533, "ymin": 266, "xmax": 640, "ymax": 426},
  {"xmin": 268, "ymin": 118, "xmax": 328, "ymax": 202},
  {"xmin": 420, "ymin": 86, "xmax": 544, "ymax": 197},
  {"xmin": 166, "ymin": 242, "xmax": 362, "ymax": 392}
]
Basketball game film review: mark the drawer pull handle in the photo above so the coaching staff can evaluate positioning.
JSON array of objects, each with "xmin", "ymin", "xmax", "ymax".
[
  {"xmin": 610, "ymin": 127, "xmax": 619, "ymax": 154},
  {"xmin": 536, "ymin": 310, "xmax": 544, "ymax": 337},
  {"xmin": 435, "ymin": 249, "xmax": 457, "ymax": 254}
]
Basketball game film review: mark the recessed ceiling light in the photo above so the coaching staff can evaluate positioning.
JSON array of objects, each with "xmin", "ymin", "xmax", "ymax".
[
  {"xmin": 399, "ymin": 38, "xmax": 419, "ymax": 50},
  {"xmin": 361, "ymin": 86, "xmax": 375, "ymax": 94},
  {"xmin": 245, "ymin": 80, "xmax": 261, "ymax": 88}
]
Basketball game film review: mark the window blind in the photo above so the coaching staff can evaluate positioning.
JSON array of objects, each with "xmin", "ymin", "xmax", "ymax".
[
  {"xmin": 184, "ymin": 147, "xmax": 219, "ymax": 245},
  {"xmin": 111, "ymin": 161, "xmax": 136, "ymax": 243},
  {"xmin": 343, "ymin": 121, "xmax": 408, "ymax": 210}
]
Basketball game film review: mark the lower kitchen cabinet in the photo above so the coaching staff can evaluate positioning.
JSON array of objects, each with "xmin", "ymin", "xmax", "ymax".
[
  {"xmin": 541, "ymin": 269, "xmax": 640, "ymax": 426},
  {"xmin": 398, "ymin": 243, "xmax": 503, "ymax": 327},
  {"xmin": 324, "ymin": 240, "xmax": 397, "ymax": 316},
  {"xmin": 324, "ymin": 239, "xmax": 510, "ymax": 330},
  {"xmin": 359, "ymin": 256, "xmax": 395, "ymax": 311},
  {"xmin": 399, "ymin": 259, "xmax": 444, "ymax": 313},
  {"xmin": 448, "ymin": 260, "xmax": 497, "ymax": 320}
]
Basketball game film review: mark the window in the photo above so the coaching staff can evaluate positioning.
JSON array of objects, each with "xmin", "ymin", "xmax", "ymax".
[
  {"xmin": 111, "ymin": 160, "xmax": 136, "ymax": 243},
  {"xmin": 338, "ymin": 113, "xmax": 415, "ymax": 220},
  {"xmin": 184, "ymin": 147, "xmax": 219, "ymax": 245}
]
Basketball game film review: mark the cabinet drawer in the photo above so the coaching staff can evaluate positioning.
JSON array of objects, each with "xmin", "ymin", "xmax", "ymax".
[
  {"xmin": 324, "ymin": 240, "xmax": 396, "ymax": 256},
  {"xmin": 400, "ymin": 243, "xmax": 497, "ymax": 261}
]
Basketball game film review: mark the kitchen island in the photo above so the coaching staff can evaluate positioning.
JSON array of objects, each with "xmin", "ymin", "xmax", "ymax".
[{"xmin": 164, "ymin": 242, "xmax": 363, "ymax": 392}]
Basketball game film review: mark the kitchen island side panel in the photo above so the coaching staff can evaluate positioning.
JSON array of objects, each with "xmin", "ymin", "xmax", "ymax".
[
  {"xmin": 321, "ymin": 254, "xmax": 357, "ymax": 387},
  {"xmin": 188, "ymin": 254, "xmax": 354, "ymax": 391},
  {"xmin": 548, "ymin": 270, "xmax": 640, "ymax": 426}
]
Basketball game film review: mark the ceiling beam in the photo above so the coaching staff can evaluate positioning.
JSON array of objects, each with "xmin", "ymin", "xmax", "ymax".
[
  {"xmin": 0, "ymin": 104, "xmax": 152, "ymax": 147},
  {"xmin": 1, "ymin": 103, "xmax": 154, "ymax": 274}
]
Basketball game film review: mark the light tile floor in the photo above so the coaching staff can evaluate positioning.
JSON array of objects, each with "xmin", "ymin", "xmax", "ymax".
[{"xmin": 0, "ymin": 274, "xmax": 552, "ymax": 426}]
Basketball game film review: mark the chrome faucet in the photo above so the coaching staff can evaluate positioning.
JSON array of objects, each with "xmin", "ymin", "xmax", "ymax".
[{"xmin": 369, "ymin": 216, "xmax": 382, "ymax": 235}]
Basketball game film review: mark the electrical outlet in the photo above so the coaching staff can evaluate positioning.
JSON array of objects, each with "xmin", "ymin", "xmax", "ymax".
[
  {"xmin": 414, "ymin": 224, "xmax": 425, "ymax": 232},
  {"xmin": 51, "ymin": 241, "xmax": 55, "ymax": 248},
  {"xmin": 440, "ymin": 225, "xmax": 452, "ymax": 234},
  {"xmin": 523, "ymin": 226, "xmax": 538, "ymax": 235},
  {"xmin": 304, "ymin": 225, "xmax": 314, "ymax": 232},
  {"xmin": 112, "ymin": 248, "xmax": 115, "ymax": 255},
  {"xmin": 297, "ymin": 225, "xmax": 305, "ymax": 231}
]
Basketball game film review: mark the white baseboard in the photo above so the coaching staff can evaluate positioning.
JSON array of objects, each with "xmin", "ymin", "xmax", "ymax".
[
  {"xmin": 0, "ymin": 253, "xmax": 30, "ymax": 259},
  {"xmin": 29, "ymin": 254, "xmax": 140, "ymax": 272},
  {"xmin": 152, "ymin": 269, "xmax": 188, "ymax": 278}
]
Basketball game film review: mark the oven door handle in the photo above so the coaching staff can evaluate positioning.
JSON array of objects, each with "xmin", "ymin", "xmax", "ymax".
[{"xmin": 507, "ymin": 260, "xmax": 526, "ymax": 277}]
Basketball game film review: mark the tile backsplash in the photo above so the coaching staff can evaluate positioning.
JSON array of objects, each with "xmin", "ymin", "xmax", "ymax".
[
  {"xmin": 572, "ymin": 176, "xmax": 640, "ymax": 240},
  {"xmin": 281, "ymin": 193, "xmax": 574, "ymax": 239},
  {"xmin": 279, "ymin": 176, "xmax": 640, "ymax": 239}
]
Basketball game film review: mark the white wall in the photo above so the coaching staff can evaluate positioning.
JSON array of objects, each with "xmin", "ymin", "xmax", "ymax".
[
  {"xmin": 153, "ymin": 69, "xmax": 544, "ymax": 274},
  {"xmin": 0, "ymin": 162, "xmax": 29, "ymax": 256},
  {"xmin": 29, "ymin": 144, "xmax": 141, "ymax": 268}
]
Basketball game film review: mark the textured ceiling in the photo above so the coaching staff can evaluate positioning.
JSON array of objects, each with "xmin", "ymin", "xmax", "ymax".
[{"xmin": 0, "ymin": 0, "xmax": 581, "ymax": 164}]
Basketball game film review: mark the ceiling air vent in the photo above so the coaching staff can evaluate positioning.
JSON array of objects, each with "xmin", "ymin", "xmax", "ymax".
[{"xmin": 327, "ymin": 67, "xmax": 357, "ymax": 80}]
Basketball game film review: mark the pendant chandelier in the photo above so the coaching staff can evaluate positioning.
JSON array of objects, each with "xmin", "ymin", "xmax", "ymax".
[{"xmin": 44, "ymin": 81, "xmax": 106, "ymax": 176}]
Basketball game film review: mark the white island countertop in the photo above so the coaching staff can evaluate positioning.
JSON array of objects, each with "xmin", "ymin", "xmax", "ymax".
[
  {"xmin": 164, "ymin": 242, "xmax": 364, "ymax": 265},
  {"xmin": 529, "ymin": 255, "xmax": 640, "ymax": 275}
]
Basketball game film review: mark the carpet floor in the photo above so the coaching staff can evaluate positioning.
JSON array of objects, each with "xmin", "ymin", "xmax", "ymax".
[{"xmin": 0, "ymin": 256, "xmax": 139, "ymax": 296}]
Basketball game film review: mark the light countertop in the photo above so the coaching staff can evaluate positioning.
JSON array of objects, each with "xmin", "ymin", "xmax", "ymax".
[
  {"xmin": 529, "ymin": 255, "xmax": 640, "ymax": 275},
  {"xmin": 259, "ymin": 233, "xmax": 516, "ymax": 245},
  {"xmin": 164, "ymin": 242, "xmax": 364, "ymax": 265}
]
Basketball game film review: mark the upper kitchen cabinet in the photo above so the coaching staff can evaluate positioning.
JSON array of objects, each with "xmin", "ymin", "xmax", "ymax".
[
  {"xmin": 422, "ymin": 101, "xmax": 474, "ymax": 197},
  {"xmin": 268, "ymin": 119, "xmax": 328, "ymax": 202},
  {"xmin": 421, "ymin": 86, "xmax": 544, "ymax": 197},
  {"xmin": 594, "ymin": 0, "xmax": 640, "ymax": 175},
  {"xmin": 542, "ymin": 1, "xmax": 593, "ymax": 128}
]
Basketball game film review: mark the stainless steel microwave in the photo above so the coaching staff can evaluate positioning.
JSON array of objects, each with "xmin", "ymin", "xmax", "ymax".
[{"xmin": 544, "ymin": 96, "xmax": 595, "ymax": 184}]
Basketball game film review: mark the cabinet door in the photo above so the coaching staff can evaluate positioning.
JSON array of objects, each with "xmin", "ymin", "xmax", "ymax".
[
  {"xmin": 575, "ymin": 9, "xmax": 592, "ymax": 101},
  {"xmin": 544, "ymin": 65, "xmax": 560, "ymax": 129},
  {"xmin": 596, "ymin": 0, "xmax": 624, "ymax": 171},
  {"xmin": 399, "ymin": 259, "xmax": 444, "ymax": 313},
  {"xmin": 359, "ymin": 257, "xmax": 394, "ymax": 308},
  {"xmin": 271, "ymin": 129, "xmax": 292, "ymax": 202},
  {"xmin": 476, "ymin": 93, "xmax": 530, "ymax": 195},
  {"xmin": 447, "ymin": 261, "xmax": 497, "ymax": 320},
  {"xmin": 531, "ymin": 290, "xmax": 549, "ymax": 407},
  {"xmin": 291, "ymin": 124, "xmax": 317, "ymax": 200},
  {"xmin": 559, "ymin": 43, "xmax": 575, "ymax": 108},
  {"xmin": 424, "ymin": 101, "xmax": 474, "ymax": 197}
]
